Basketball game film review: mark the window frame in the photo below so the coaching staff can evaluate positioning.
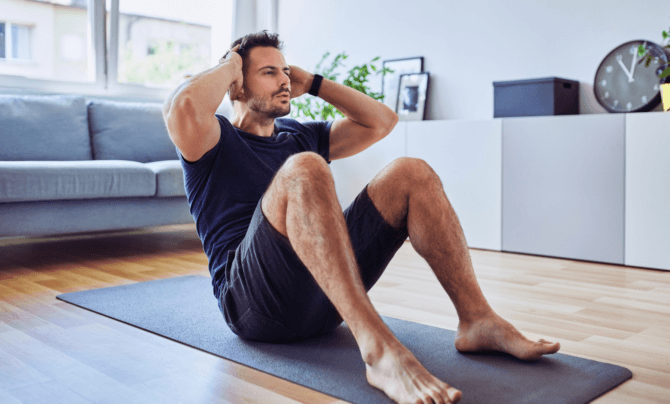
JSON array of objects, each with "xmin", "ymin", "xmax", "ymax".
[
  {"xmin": 0, "ymin": 0, "xmax": 232, "ymax": 103},
  {"xmin": 0, "ymin": 22, "xmax": 6, "ymax": 60}
]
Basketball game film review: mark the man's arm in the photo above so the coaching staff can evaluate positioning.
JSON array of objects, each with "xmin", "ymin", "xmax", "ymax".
[
  {"xmin": 162, "ymin": 45, "xmax": 243, "ymax": 162},
  {"xmin": 317, "ymin": 77, "xmax": 398, "ymax": 136},
  {"xmin": 289, "ymin": 66, "xmax": 399, "ymax": 161},
  {"xmin": 317, "ymin": 77, "xmax": 399, "ymax": 161}
]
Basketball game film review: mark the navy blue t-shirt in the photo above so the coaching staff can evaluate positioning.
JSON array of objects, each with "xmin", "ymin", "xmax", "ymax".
[{"xmin": 178, "ymin": 115, "xmax": 333, "ymax": 299}]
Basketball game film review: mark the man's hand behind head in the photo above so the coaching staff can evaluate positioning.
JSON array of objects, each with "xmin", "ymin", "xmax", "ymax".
[
  {"xmin": 288, "ymin": 65, "xmax": 314, "ymax": 99},
  {"xmin": 220, "ymin": 44, "xmax": 244, "ymax": 101}
]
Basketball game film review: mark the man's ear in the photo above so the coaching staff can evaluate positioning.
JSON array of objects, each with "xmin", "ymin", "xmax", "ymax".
[{"xmin": 233, "ymin": 87, "xmax": 245, "ymax": 102}]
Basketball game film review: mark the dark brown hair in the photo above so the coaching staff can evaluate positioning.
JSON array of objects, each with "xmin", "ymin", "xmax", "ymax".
[{"xmin": 228, "ymin": 30, "xmax": 284, "ymax": 106}]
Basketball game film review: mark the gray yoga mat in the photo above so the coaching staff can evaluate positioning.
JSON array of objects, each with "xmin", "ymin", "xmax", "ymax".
[{"xmin": 57, "ymin": 275, "xmax": 632, "ymax": 404}]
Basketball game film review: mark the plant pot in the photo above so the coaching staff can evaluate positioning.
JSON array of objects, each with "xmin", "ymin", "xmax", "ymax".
[{"xmin": 662, "ymin": 83, "xmax": 670, "ymax": 112}]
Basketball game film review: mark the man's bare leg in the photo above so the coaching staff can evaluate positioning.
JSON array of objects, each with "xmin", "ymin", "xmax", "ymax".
[
  {"xmin": 262, "ymin": 152, "xmax": 461, "ymax": 404},
  {"xmin": 365, "ymin": 157, "xmax": 561, "ymax": 361}
]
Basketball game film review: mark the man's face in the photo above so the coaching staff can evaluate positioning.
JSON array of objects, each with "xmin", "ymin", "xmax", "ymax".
[{"xmin": 241, "ymin": 46, "xmax": 291, "ymax": 119}]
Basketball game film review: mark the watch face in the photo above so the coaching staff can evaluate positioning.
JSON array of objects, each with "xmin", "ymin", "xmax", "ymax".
[{"xmin": 594, "ymin": 40, "xmax": 670, "ymax": 113}]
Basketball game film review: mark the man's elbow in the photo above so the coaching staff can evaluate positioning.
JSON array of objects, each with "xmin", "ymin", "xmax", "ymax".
[{"xmin": 376, "ymin": 112, "xmax": 399, "ymax": 139}]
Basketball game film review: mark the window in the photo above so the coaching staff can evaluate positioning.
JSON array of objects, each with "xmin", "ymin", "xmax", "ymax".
[
  {"xmin": 12, "ymin": 24, "xmax": 32, "ymax": 60},
  {"xmin": 108, "ymin": 0, "xmax": 222, "ymax": 90},
  {"xmin": 0, "ymin": 22, "xmax": 34, "ymax": 61},
  {"xmin": 0, "ymin": 0, "xmax": 234, "ymax": 100}
]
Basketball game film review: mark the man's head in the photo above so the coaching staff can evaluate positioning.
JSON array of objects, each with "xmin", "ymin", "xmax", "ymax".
[{"xmin": 228, "ymin": 30, "xmax": 291, "ymax": 119}]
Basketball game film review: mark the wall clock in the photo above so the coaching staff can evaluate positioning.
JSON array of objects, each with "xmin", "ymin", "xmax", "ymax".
[{"xmin": 594, "ymin": 40, "xmax": 670, "ymax": 113}]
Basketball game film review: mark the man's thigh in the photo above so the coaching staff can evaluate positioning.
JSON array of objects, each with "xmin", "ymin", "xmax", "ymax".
[
  {"xmin": 220, "ymin": 183, "xmax": 409, "ymax": 342},
  {"xmin": 220, "ymin": 193, "xmax": 334, "ymax": 342}
]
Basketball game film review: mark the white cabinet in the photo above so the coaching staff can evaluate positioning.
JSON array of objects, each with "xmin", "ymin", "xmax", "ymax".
[
  {"xmin": 625, "ymin": 111, "xmax": 670, "ymax": 271},
  {"xmin": 329, "ymin": 112, "xmax": 670, "ymax": 271},
  {"xmin": 406, "ymin": 120, "xmax": 502, "ymax": 251},
  {"xmin": 330, "ymin": 122, "xmax": 407, "ymax": 211},
  {"xmin": 501, "ymin": 114, "xmax": 625, "ymax": 265}
]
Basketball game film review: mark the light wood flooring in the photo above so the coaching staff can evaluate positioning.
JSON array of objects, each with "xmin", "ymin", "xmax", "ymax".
[{"xmin": 0, "ymin": 224, "xmax": 668, "ymax": 403}]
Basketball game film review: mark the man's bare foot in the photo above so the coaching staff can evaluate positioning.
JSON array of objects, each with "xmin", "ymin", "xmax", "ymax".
[
  {"xmin": 454, "ymin": 312, "xmax": 560, "ymax": 361},
  {"xmin": 364, "ymin": 341, "xmax": 462, "ymax": 404}
]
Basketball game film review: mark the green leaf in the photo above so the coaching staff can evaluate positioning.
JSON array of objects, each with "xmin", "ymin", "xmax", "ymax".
[
  {"xmin": 664, "ymin": 30, "xmax": 668, "ymax": 39},
  {"xmin": 660, "ymin": 66, "xmax": 670, "ymax": 79},
  {"xmin": 294, "ymin": 49, "xmax": 387, "ymax": 121}
]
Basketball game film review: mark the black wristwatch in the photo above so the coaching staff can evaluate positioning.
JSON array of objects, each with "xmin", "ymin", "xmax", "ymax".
[{"xmin": 308, "ymin": 74, "xmax": 323, "ymax": 97}]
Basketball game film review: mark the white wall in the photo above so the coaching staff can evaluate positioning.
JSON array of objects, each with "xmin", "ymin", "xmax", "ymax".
[{"xmin": 277, "ymin": 0, "xmax": 668, "ymax": 120}]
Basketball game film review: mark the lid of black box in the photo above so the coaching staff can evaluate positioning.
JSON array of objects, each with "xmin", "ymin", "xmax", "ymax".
[{"xmin": 492, "ymin": 77, "xmax": 579, "ymax": 87}]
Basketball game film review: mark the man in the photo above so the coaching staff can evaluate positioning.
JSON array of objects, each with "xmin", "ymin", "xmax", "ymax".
[{"xmin": 163, "ymin": 30, "xmax": 560, "ymax": 404}]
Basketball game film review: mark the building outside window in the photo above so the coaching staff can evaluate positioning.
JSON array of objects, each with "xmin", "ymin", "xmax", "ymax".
[
  {"xmin": 109, "ymin": 0, "xmax": 215, "ymax": 89},
  {"xmin": 0, "ymin": 0, "xmax": 90, "ymax": 82},
  {"xmin": 0, "ymin": 0, "xmax": 231, "ymax": 98}
]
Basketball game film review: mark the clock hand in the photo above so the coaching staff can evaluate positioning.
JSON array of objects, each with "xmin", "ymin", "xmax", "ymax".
[{"xmin": 617, "ymin": 57, "xmax": 632, "ymax": 80}]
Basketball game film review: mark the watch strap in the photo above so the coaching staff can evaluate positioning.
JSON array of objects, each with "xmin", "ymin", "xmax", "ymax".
[{"xmin": 308, "ymin": 74, "xmax": 323, "ymax": 97}]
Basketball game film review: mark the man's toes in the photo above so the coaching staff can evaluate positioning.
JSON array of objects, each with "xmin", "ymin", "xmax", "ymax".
[
  {"xmin": 431, "ymin": 383, "xmax": 461, "ymax": 404},
  {"xmin": 545, "ymin": 341, "xmax": 560, "ymax": 353},
  {"xmin": 536, "ymin": 339, "xmax": 560, "ymax": 354},
  {"xmin": 448, "ymin": 387, "xmax": 462, "ymax": 402}
]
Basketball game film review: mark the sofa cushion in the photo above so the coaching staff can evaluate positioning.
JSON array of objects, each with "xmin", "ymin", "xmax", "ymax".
[
  {"xmin": 0, "ymin": 94, "xmax": 91, "ymax": 161},
  {"xmin": 88, "ymin": 99, "xmax": 178, "ymax": 163},
  {"xmin": 0, "ymin": 161, "xmax": 156, "ymax": 202},
  {"xmin": 144, "ymin": 160, "xmax": 186, "ymax": 197}
]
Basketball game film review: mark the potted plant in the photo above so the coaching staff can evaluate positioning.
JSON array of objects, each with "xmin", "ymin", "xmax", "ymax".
[
  {"xmin": 637, "ymin": 26, "xmax": 670, "ymax": 111},
  {"xmin": 290, "ymin": 51, "xmax": 393, "ymax": 121}
]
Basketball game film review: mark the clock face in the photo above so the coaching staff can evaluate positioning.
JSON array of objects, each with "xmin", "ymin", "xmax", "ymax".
[{"xmin": 594, "ymin": 40, "xmax": 670, "ymax": 113}]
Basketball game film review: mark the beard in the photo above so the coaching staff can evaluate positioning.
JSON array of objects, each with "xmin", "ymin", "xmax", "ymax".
[{"xmin": 245, "ymin": 85, "xmax": 291, "ymax": 119}]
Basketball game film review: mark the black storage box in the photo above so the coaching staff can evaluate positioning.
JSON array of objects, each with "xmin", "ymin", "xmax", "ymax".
[{"xmin": 493, "ymin": 77, "xmax": 579, "ymax": 118}]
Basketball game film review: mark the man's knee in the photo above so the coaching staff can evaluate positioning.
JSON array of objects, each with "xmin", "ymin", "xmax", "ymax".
[
  {"xmin": 278, "ymin": 152, "xmax": 332, "ymax": 185},
  {"xmin": 390, "ymin": 157, "xmax": 441, "ymax": 188},
  {"xmin": 261, "ymin": 152, "xmax": 333, "ymax": 239}
]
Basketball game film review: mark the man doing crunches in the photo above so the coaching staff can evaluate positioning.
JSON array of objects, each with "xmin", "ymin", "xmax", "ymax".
[{"xmin": 162, "ymin": 30, "xmax": 560, "ymax": 404}]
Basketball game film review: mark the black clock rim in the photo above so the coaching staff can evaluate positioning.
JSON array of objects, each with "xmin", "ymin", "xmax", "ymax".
[{"xmin": 593, "ymin": 39, "xmax": 670, "ymax": 113}]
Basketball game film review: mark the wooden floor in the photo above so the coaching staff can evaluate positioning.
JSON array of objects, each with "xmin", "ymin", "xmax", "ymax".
[{"xmin": 0, "ymin": 224, "xmax": 668, "ymax": 403}]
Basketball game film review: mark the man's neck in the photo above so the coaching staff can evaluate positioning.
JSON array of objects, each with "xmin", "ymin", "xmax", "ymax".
[{"xmin": 231, "ymin": 110, "xmax": 275, "ymax": 138}]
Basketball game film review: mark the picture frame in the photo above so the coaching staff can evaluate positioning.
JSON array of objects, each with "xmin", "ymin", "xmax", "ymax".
[
  {"xmin": 382, "ymin": 57, "xmax": 424, "ymax": 112},
  {"xmin": 396, "ymin": 72, "xmax": 430, "ymax": 121}
]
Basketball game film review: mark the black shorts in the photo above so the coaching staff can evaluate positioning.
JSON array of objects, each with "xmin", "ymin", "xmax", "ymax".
[{"xmin": 218, "ymin": 183, "xmax": 409, "ymax": 343}]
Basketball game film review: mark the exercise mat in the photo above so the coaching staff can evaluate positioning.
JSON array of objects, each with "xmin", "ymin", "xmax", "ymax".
[{"xmin": 57, "ymin": 275, "xmax": 632, "ymax": 404}]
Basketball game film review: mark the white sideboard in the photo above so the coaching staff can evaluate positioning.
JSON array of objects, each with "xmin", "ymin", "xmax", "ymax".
[
  {"xmin": 329, "ymin": 121, "xmax": 407, "ymax": 210},
  {"xmin": 625, "ymin": 112, "xmax": 670, "ymax": 271},
  {"xmin": 329, "ymin": 111, "xmax": 670, "ymax": 272},
  {"xmin": 406, "ymin": 120, "xmax": 502, "ymax": 251},
  {"xmin": 501, "ymin": 114, "xmax": 625, "ymax": 265}
]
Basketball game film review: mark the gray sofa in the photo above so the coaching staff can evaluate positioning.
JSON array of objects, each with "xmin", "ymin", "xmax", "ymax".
[{"xmin": 0, "ymin": 94, "xmax": 194, "ymax": 238}]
